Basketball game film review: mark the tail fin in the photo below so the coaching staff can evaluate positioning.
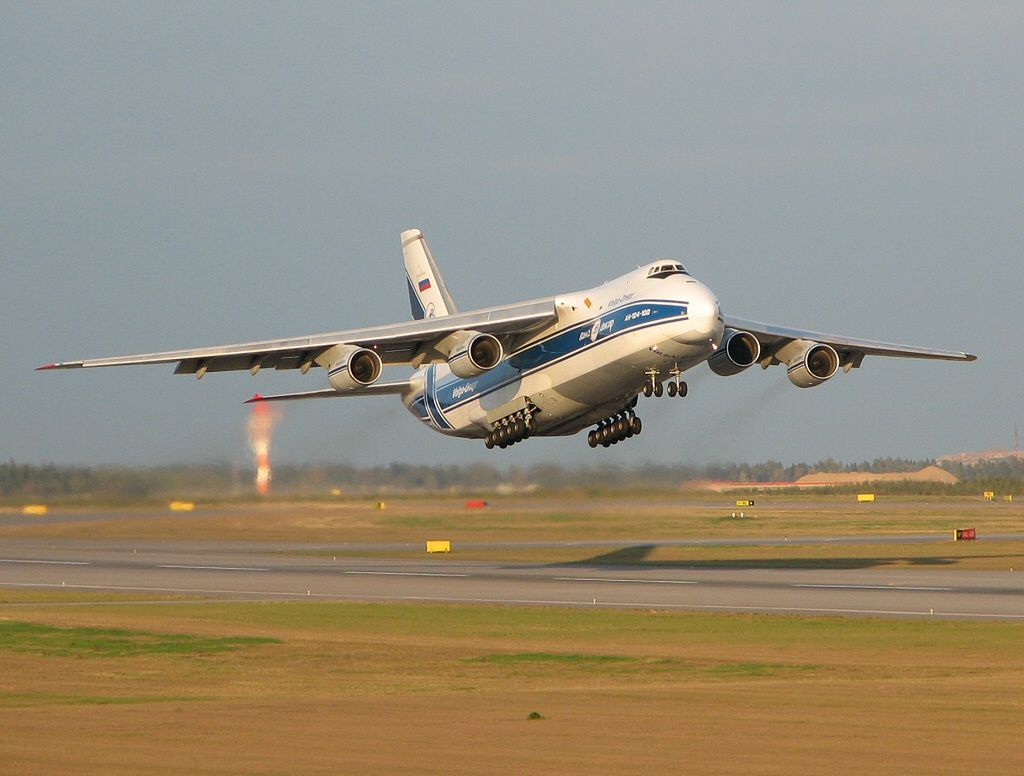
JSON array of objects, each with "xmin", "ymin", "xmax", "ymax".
[{"xmin": 402, "ymin": 228, "xmax": 458, "ymax": 319}]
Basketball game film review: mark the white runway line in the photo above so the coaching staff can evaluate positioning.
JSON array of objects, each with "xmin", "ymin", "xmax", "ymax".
[
  {"xmin": 554, "ymin": 576, "xmax": 698, "ymax": 585},
  {"xmin": 1, "ymin": 581, "xmax": 1023, "ymax": 620},
  {"xmin": 156, "ymin": 564, "xmax": 269, "ymax": 571},
  {"xmin": 344, "ymin": 571, "xmax": 470, "ymax": 578},
  {"xmin": 793, "ymin": 583, "xmax": 953, "ymax": 592},
  {"xmin": 0, "ymin": 558, "xmax": 90, "ymax": 566}
]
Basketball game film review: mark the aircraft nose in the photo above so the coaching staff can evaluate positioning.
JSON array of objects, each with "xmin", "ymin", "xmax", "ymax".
[{"xmin": 688, "ymin": 285, "xmax": 721, "ymax": 339}]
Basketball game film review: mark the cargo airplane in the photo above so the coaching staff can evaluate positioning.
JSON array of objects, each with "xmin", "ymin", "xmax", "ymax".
[{"xmin": 40, "ymin": 230, "xmax": 976, "ymax": 449}]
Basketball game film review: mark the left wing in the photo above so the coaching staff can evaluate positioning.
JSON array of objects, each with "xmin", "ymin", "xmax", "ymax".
[
  {"xmin": 725, "ymin": 314, "xmax": 977, "ymax": 369},
  {"xmin": 38, "ymin": 298, "xmax": 557, "ymax": 377}
]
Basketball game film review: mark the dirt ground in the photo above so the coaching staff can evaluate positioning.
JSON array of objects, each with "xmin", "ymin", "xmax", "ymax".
[{"xmin": 2, "ymin": 599, "xmax": 1023, "ymax": 775}]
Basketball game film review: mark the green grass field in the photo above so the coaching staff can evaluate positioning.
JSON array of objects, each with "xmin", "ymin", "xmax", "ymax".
[{"xmin": 1, "ymin": 591, "xmax": 1023, "ymax": 774}]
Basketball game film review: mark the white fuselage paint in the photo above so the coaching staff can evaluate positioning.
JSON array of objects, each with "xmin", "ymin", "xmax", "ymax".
[{"xmin": 401, "ymin": 262, "xmax": 724, "ymax": 438}]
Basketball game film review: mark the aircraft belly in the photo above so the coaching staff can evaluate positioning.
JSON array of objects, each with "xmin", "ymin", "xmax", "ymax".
[{"xmin": 410, "ymin": 302, "xmax": 707, "ymax": 439}]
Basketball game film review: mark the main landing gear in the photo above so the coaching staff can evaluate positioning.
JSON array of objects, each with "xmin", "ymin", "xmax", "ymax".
[
  {"xmin": 484, "ymin": 409, "xmax": 536, "ymax": 449},
  {"xmin": 642, "ymin": 368, "xmax": 687, "ymax": 398},
  {"xmin": 588, "ymin": 409, "xmax": 642, "ymax": 448}
]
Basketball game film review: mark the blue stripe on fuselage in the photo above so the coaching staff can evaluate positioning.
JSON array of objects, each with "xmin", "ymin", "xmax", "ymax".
[
  {"xmin": 432, "ymin": 299, "xmax": 688, "ymax": 413},
  {"xmin": 423, "ymin": 364, "xmax": 454, "ymax": 429}
]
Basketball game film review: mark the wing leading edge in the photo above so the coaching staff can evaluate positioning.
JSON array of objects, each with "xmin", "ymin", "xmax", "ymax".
[
  {"xmin": 725, "ymin": 314, "xmax": 976, "ymax": 368},
  {"xmin": 39, "ymin": 298, "xmax": 557, "ymax": 376}
]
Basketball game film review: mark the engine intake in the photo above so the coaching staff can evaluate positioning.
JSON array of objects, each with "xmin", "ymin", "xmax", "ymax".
[
  {"xmin": 325, "ymin": 346, "xmax": 383, "ymax": 391},
  {"xmin": 447, "ymin": 331, "xmax": 504, "ymax": 379},
  {"xmin": 786, "ymin": 342, "xmax": 839, "ymax": 388},
  {"xmin": 708, "ymin": 329, "xmax": 761, "ymax": 376}
]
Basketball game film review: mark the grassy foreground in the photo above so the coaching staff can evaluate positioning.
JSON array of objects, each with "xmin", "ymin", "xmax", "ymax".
[{"xmin": 1, "ymin": 592, "xmax": 1023, "ymax": 775}]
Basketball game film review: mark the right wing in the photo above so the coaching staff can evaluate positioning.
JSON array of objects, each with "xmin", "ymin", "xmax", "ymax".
[
  {"xmin": 39, "ymin": 298, "xmax": 557, "ymax": 377},
  {"xmin": 725, "ymin": 314, "xmax": 977, "ymax": 367}
]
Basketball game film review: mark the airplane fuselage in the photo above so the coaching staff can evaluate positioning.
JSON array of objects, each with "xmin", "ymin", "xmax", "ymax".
[{"xmin": 401, "ymin": 263, "xmax": 724, "ymax": 438}]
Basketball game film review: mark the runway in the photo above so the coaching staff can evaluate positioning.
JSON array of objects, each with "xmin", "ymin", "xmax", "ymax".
[{"xmin": 2, "ymin": 537, "xmax": 1023, "ymax": 620}]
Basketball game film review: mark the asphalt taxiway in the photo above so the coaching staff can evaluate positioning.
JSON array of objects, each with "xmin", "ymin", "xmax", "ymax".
[{"xmin": 2, "ymin": 536, "xmax": 1023, "ymax": 620}]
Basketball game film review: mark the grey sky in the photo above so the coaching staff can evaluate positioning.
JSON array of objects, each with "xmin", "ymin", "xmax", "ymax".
[{"xmin": 3, "ymin": 2, "xmax": 1021, "ymax": 468}]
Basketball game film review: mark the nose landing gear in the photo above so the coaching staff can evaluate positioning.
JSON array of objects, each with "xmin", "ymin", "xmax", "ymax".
[{"xmin": 642, "ymin": 367, "xmax": 687, "ymax": 398}]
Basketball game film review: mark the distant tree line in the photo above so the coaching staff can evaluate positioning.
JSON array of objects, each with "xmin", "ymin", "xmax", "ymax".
[{"xmin": 2, "ymin": 457, "xmax": 1022, "ymax": 502}]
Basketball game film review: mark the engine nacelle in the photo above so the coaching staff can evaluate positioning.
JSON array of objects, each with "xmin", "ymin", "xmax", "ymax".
[
  {"xmin": 785, "ymin": 342, "xmax": 839, "ymax": 388},
  {"xmin": 325, "ymin": 346, "xmax": 383, "ymax": 391},
  {"xmin": 708, "ymin": 329, "xmax": 761, "ymax": 376},
  {"xmin": 446, "ymin": 331, "xmax": 504, "ymax": 379}
]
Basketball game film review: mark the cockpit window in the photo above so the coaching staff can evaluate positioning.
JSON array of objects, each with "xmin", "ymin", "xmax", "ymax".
[{"xmin": 647, "ymin": 263, "xmax": 688, "ymax": 279}]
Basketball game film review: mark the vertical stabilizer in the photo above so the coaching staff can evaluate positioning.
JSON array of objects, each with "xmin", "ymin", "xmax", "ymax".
[{"xmin": 402, "ymin": 229, "xmax": 458, "ymax": 319}]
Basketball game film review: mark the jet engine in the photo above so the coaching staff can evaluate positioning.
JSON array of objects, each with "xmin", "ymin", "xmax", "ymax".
[
  {"xmin": 785, "ymin": 342, "xmax": 839, "ymax": 388},
  {"xmin": 446, "ymin": 331, "xmax": 504, "ymax": 379},
  {"xmin": 325, "ymin": 346, "xmax": 383, "ymax": 391},
  {"xmin": 708, "ymin": 329, "xmax": 761, "ymax": 376}
]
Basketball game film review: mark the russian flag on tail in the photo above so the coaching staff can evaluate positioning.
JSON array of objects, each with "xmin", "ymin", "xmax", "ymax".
[{"xmin": 418, "ymin": 277, "xmax": 432, "ymax": 292}]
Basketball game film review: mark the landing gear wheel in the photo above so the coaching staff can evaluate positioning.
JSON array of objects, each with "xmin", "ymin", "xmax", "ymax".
[
  {"xmin": 643, "ymin": 383, "xmax": 653, "ymax": 398},
  {"xmin": 630, "ymin": 416, "xmax": 642, "ymax": 435},
  {"xmin": 485, "ymin": 434, "xmax": 495, "ymax": 449},
  {"xmin": 587, "ymin": 430, "xmax": 598, "ymax": 448},
  {"xmin": 653, "ymin": 382, "xmax": 664, "ymax": 398},
  {"xmin": 678, "ymin": 381, "xmax": 687, "ymax": 398},
  {"xmin": 667, "ymin": 382, "xmax": 677, "ymax": 397}
]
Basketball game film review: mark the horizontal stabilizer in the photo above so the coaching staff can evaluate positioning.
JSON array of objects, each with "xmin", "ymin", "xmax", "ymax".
[{"xmin": 244, "ymin": 380, "xmax": 411, "ymax": 403}]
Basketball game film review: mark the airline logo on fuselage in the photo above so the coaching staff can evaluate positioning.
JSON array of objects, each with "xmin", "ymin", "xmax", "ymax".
[
  {"xmin": 452, "ymin": 381, "xmax": 478, "ymax": 399},
  {"xmin": 580, "ymin": 318, "xmax": 614, "ymax": 342}
]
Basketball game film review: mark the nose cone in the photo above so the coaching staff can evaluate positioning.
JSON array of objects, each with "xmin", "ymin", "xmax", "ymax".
[{"xmin": 688, "ymin": 285, "xmax": 722, "ymax": 340}]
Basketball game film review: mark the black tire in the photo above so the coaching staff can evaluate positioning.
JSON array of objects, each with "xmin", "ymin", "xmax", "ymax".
[
  {"xmin": 485, "ymin": 434, "xmax": 495, "ymax": 449},
  {"xmin": 653, "ymin": 382, "xmax": 663, "ymax": 397},
  {"xmin": 643, "ymin": 384, "xmax": 653, "ymax": 397},
  {"xmin": 667, "ymin": 382, "xmax": 677, "ymax": 397},
  {"xmin": 678, "ymin": 381, "xmax": 688, "ymax": 398},
  {"xmin": 630, "ymin": 416, "xmax": 642, "ymax": 435},
  {"xmin": 587, "ymin": 430, "xmax": 598, "ymax": 448}
]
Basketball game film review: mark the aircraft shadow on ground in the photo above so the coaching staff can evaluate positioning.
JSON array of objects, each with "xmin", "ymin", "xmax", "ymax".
[{"xmin": 555, "ymin": 545, "xmax": 1015, "ymax": 571}]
